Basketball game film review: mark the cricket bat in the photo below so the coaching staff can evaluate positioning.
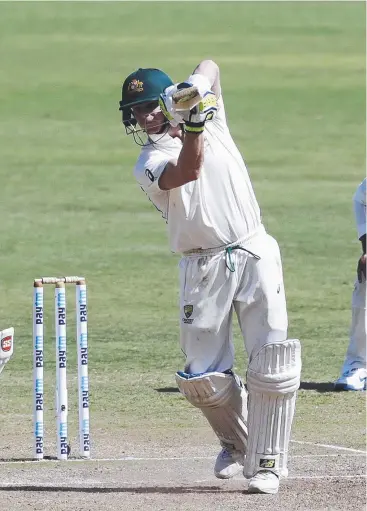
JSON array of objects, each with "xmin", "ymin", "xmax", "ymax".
[{"xmin": 172, "ymin": 85, "xmax": 202, "ymax": 112}]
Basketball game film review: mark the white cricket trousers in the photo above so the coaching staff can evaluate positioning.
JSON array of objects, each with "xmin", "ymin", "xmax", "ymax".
[
  {"xmin": 179, "ymin": 229, "xmax": 288, "ymax": 374},
  {"xmin": 341, "ymin": 277, "xmax": 366, "ymax": 372}
]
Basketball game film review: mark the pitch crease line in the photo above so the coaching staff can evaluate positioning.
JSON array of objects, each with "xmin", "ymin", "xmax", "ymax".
[
  {"xmin": 291, "ymin": 440, "xmax": 366, "ymax": 454},
  {"xmin": 0, "ymin": 452, "xmax": 365, "ymax": 465},
  {"xmin": 0, "ymin": 474, "xmax": 366, "ymax": 488}
]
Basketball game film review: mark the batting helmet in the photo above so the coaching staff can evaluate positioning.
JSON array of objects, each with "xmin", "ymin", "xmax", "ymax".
[{"xmin": 119, "ymin": 68, "xmax": 174, "ymax": 130}]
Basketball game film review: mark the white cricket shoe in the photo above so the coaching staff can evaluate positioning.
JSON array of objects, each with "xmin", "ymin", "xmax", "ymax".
[
  {"xmin": 214, "ymin": 444, "xmax": 244, "ymax": 479},
  {"xmin": 334, "ymin": 367, "xmax": 367, "ymax": 391},
  {"xmin": 247, "ymin": 470, "xmax": 280, "ymax": 494}
]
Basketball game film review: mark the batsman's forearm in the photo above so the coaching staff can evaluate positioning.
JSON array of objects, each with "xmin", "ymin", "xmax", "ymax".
[
  {"xmin": 192, "ymin": 60, "xmax": 221, "ymax": 98},
  {"xmin": 177, "ymin": 132, "xmax": 204, "ymax": 181},
  {"xmin": 192, "ymin": 60, "xmax": 219, "ymax": 88}
]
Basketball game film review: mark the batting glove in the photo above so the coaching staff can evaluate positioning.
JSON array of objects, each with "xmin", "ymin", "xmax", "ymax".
[
  {"xmin": 159, "ymin": 85, "xmax": 184, "ymax": 128},
  {"xmin": 180, "ymin": 90, "xmax": 218, "ymax": 134},
  {"xmin": 176, "ymin": 74, "xmax": 217, "ymax": 134}
]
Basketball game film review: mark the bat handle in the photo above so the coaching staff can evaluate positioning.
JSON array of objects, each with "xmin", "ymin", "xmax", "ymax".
[{"xmin": 172, "ymin": 85, "xmax": 199, "ymax": 103}]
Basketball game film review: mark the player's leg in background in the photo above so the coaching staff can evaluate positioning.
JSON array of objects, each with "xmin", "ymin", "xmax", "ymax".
[
  {"xmin": 335, "ymin": 278, "xmax": 367, "ymax": 391},
  {"xmin": 176, "ymin": 252, "xmax": 248, "ymax": 479},
  {"xmin": 234, "ymin": 234, "xmax": 301, "ymax": 494},
  {"xmin": 0, "ymin": 327, "xmax": 14, "ymax": 375}
]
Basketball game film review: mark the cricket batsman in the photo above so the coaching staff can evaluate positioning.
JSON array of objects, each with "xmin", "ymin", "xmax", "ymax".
[
  {"xmin": 0, "ymin": 327, "xmax": 14, "ymax": 375},
  {"xmin": 118, "ymin": 60, "xmax": 302, "ymax": 494},
  {"xmin": 335, "ymin": 178, "xmax": 366, "ymax": 391}
]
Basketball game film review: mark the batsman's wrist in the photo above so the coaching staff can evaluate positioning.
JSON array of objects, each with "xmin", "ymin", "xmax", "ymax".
[
  {"xmin": 184, "ymin": 129, "xmax": 204, "ymax": 138},
  {"xmin": 184, "ymin": 121, "xmax": 205, "ymax": 133}
]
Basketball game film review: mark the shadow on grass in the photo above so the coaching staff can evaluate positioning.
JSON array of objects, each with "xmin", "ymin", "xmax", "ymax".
[
  {"xmin": 0, "ymin": 485, "xmax": 244, "ymax": 494},
  {"xmin": 157, "ymin": 383, "xmax": 338, "ymax": 393},
  {"xmin": 155, "ymin": 387, "xmax": 180, "ymax": 393},
  {"xmin": 0, "ymin": 457, "xmax": 94, "ymax": 464},
  {"xmin": 299, "ymin": 381, "xmax": 335, "ymax": 392}
]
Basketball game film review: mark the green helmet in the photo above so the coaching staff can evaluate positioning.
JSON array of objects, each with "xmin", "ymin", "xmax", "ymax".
[{"xmin": 119, "ymin": 68, "xmax": 173, "ymax": 130}]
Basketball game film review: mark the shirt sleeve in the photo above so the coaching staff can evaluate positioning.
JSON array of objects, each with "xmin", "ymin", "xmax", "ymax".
[
  {"xmin": 203, "ymin": 94, "xmax": 229, "ymax": 139},
  {"xmin": 133, "ymin": 150, "xmax": 170, "ymax": 219},
  {"xmin": 213, "ymin": 94, "xmax": 228, "ymax": 130},
  {"xmin": 353, "ymin": 179, "xmax": 366, "ymax": 239}
]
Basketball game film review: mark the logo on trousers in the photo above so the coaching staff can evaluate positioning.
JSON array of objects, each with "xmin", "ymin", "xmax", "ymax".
[
  {"xmin": 184, "ymin": 305, "xmax": 193, "ymax": 318},
  {"xmin": 182, "ymin": 305, "xmax": 194, "ymax": 324}
]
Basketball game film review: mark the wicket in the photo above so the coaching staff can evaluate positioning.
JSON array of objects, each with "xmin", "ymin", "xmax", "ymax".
[{"xmin": 33, "ymin": 276, "xmax": 90, "ymax": 461}]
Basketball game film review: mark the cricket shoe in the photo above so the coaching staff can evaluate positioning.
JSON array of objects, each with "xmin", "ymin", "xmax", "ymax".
[
  {"xmin": 334, "ymin": 367, "xmax": 367, "ymax": 391},
  {"xmin": 214, "ymin": 444, "xmax": 244, "ymax": 479},
  {"xmin": 247, "ymin": 470, "xmax": 280, "ymax": 494}
]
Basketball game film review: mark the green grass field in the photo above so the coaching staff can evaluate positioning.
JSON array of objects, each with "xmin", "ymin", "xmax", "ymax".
[{"xmin": 0, "ymin": 0, "xmax": 365, "ymax": 461}]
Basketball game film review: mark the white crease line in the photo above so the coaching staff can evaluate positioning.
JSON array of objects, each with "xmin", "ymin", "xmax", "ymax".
[
  {"xmin": 288, "ymin": 474, "xmax": 367, "ymax": 480},
  {"xmin": 0, "ymin": 474, "xmax": 366, "ymax": 488},
  {"xmin": 194, "ymin": 474, "xmax": 367, "ymax": 483},
  {"xmin": 0, "ymin": 441, "xmax": 364, "ymax": 467},
  {"xmin": 0, "ymin": 452, "xmax": 365, "ymax": 466},
  {"xmin": 291, "ymin": 440, "xmax": 366, "ymax": 454},
  {"xmin": 293, "ymin": 453, "xmax": 365, "ymax": 458}
]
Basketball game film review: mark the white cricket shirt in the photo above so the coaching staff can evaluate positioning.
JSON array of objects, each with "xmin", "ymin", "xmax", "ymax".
[
  {"xmin": 353, "ymin": 178, "xmax": 366, "ymax": 239},
  {"xmin": 133, "ymin": 96, "xmax": 262, "ymax": 253}
]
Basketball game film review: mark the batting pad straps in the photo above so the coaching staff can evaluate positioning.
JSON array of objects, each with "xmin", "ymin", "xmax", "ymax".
[
  {"xmin": 244, "ymin": 339, "xmax": 301, "ymax": 479},
  {"xmin": 175, "ymin": 371, "xmax": 248, "ymax": 454}
]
